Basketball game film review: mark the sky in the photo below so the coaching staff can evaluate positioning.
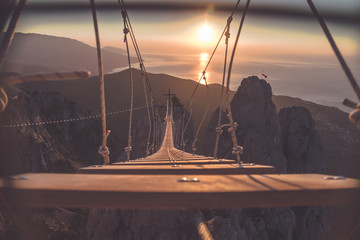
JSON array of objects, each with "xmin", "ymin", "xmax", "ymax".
[{"xmin": 13, "ymin": 0, "xmax": 360, "ymax": 111}]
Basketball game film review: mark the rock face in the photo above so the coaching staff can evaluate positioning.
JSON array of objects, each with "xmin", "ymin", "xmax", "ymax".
[
  {"xmin": 279, "ymin": 106, "xmax": 325, "ymax": 173},
  {"xmin": 205, "ymin": 76, "xmax": 287, "ymax": 173},
  {"xmin": 86, "ymin": 209, "xmax": 200, "ymax": 240},
  {"xmin": 0, "ymin": 91, "xmax": 104, "ymax": 176},
  {"xmin": 202, "ymin": 76, "xmax": 329, "ymax": 240},
  {"xmin": 0, "ymin": 90, "xmax": 120, "ymax": 239}
]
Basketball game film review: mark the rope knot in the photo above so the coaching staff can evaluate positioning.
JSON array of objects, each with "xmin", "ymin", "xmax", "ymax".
[
  {"xmin": 121, "ymin": 10, "xmax": 127, "ymax": 19},
  {"xmin": 232, "ymin": 145, "xmax": 243, "ymax": 155},
  {"xmin": 216, "ymin": 126, "xmax": 223, "ymax": 135},
  {"xmin": 349, "ymin": 107, "xmax": 360, "ymax": 129},
  {"xmin": 227, "ymin": 16, "xmax": 233, "ymax": 25},
  {"xmin": 98, "ymin": 146, "xmax": 110, "ymax": 158},
  {"xmin": 192, "ymin": 147, "xmax": 197, "ymax": 154},
  {"xmin": 228, "ymin": 122, "xmax": 238, "ymax": 133},
  {"xmin": 0, "ymin": 88, "xmax": 8, "ymax": 113},
  {"xmin": 225, "ymin": 31, "xmax": 230, "ymax": 40},
  {"xmin": 123, "ymin": 28, "xmax": 129, "ymax": 34},
  {"xmin": 124, "ymin": 146, "xmax": 132, "ymax": 152}
]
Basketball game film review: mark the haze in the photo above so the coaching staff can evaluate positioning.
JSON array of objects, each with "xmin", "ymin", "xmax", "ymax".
[{"xmin": 15, "ymin": 0, "xmax": 360, "ymax": 111}]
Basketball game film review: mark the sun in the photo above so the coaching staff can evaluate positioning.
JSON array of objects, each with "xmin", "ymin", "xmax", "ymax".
[{"xmin": 197, "ymin": 24, "xmax": 213, "ymax": 43}]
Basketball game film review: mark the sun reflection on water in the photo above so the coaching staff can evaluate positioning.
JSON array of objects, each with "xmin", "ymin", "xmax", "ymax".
[{"xmin": 199, "ymin": 52, "xmax": 210, "ymax": 84}]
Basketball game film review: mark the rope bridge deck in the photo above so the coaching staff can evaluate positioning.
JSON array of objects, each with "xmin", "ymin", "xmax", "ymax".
[
  {"xmin": 80, "ymin": 99, "xmax": 276, "ymax": 174},
  {"xmin": 1, "ymin": 101, "xmax": 359, "ymax": 210},
  {"xmin": 1, "ymin": 173, "xmax": 359, "ymax": 209}
]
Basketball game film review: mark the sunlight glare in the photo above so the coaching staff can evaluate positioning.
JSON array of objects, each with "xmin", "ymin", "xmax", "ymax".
[
  {"xmin": 200, "ymin": 52, "xmax": 209, "ymax": 66},
  {"xmin": 197, "ymin": 24, "xmax": 213, "ymax": 43}
]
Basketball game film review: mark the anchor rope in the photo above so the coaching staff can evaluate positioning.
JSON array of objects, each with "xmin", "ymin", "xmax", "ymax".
[
  {"xmin": 306, "ymin": 0, "xmax": 360, "ymax": 129},
  {"xmin": 214, "ymin": 16, "xmax": 233, "ymax": 158},
  {"xmin": 90, "ymin": 0, "xmax": 110, "ymax": 165},
  {"xmin": 119, "ymin": 2, "xmax": 135, "ymax": 161},
  {"xmin": 0, "ymin": 0, "xmax": 27, "ymax": 70},
  {"xmin": 118, "ymin": 0, "xmax": 157, "ymax": 155},
  {"xmin": 224, "ymin": 0, "xmax": 251, "ymax": 162}
]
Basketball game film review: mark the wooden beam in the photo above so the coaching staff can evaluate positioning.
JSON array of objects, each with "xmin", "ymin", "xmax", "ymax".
[
  {"xmin": 1, "ymin": 173, "xmax": 359, "ymax": 209},
  {"xmin": 78, "ymin": 163, "xmax": 276, "ymax": 175},
  {"xmin": 112, "ymin": 159, "xmax": 236, "ymax": 165}
]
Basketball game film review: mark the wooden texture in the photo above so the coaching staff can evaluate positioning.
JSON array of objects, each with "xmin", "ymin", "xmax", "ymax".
[
  {"xmin": 1, "ymin": 173, "xmax": 359, "ymax": 209},
  {"xmin": 113, "ymin": 159, "xmax": 236, "ymax": 165},
  {"xmin": 78, "ymin": 163, "xmax": 276, "ymax": 175}
]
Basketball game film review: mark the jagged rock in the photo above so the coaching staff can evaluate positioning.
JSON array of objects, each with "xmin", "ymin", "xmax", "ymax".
[
  {"xmin": 279, "ymin": 106, "xmax": 325, "ymax": 173},
  {"xmin": 0, "ymin": 90, "xmax": 120, "ymax": 240},
  {"xmin": 0, "ymin": 91, "xmax": 108, "ymax": 175},
  {"xmin": 292, "ymin": 206, "xmax": 329, "ymax": 240},
  {"xmin": 205, "ymin": 76, "xmax": 287, "ymax": 173},
  {"xmin": 203, "ymin": 76, "xmax": 328, "ymax": 240},
  {"xmin": 87, "ymin": 209, "xmax": 200, "ymax": 240}
]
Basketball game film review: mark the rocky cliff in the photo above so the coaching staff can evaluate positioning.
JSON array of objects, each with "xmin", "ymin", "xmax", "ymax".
[
  {"xmin": 203, "ymin": 76, "xmax": 329, "ymax": 240},
  {"xmin": 204, "ymin": 76, "xmax": 287, "ymax": 173},
  {"xmin": 279, "ymin": 106, "xmax": 325, "ymax": 173}
]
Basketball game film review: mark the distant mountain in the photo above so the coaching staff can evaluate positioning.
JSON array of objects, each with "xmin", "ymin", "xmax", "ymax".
[
  {"xmin": 3, "ymin": 33, "xmax": 137, "ymax": 75},
  {"xmin": 103, "ymin": 46, "xmax": 127, "ymax": 55}
]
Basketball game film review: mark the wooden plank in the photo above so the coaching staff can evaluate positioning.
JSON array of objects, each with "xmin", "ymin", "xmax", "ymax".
[
  {"xmin": 1, "ymin": 173, "xmax": 359, "ymax": 209},
  {"xmin": 78, "ymin": 163, "xmax": 276, "ymax": 175},
  {"xmin": 112, "ymin": 159, "xmax": 236, "ymax": 165}
]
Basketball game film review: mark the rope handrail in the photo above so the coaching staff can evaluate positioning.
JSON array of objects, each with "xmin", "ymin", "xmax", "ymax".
[
  {"xmin": 119, "ymin": 1, "xmax": 135, "ymax": 161},
  {"xmin": 118, "ymin": 0, "xmax": 157, "ymax": 154},
  {"xmin": 90, "ymin": 0, "xmax": 110, "ymax": 164},
  {"xmin": 192, "ymin": 77, "xmax": 210, "ymax": 155},
  {"xmin": 214, "ymin": 16, "xmax": 232, "ymax": 159},
  {"xmin": 223, "ymin": 0, "xmax": 250, "ymax": 162}
]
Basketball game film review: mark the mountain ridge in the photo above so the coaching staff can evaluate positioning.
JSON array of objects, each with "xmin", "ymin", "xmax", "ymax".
[{"xmin": 3, "ymin": 32, "xmax": 137, "ymax": 75}]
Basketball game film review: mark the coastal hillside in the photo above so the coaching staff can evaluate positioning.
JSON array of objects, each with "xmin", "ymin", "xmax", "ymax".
[{"xmin": 3, "ymin": 33, "xmax": 137, "ymax": 75}]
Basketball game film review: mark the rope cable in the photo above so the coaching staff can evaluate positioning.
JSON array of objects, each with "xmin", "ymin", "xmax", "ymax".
[
  {"xmin": 192, "ymin": 77, "xmax": 210, "ymax": 155},
  {"xmin": 306, "ymin": 0, "xmax": 360, "ymax": 100},
  {"xmin": 182, "ymin": 0, "xmax": 241, "ymax": 152},
  {"xmin": 0, "ymin": 0, "xmax": 27, "ymax": 70},
  {"xmin": 306, "ymin": 0, "xmax": 360, "ymax": 129},
  {"xmin": 117, "ymin": 0, "xmax": 158, "ymax": 152},
  {"xmin": 225, "ymin": 0, "xmax": 251, "ymax": 162},
  {"xmin": 125, "ymin": 23, "xmax": 153, "ymax": 156},
  {"xmin": 214, "ymin": 17, "xmax": 232, "ymax": 158},
  {"xmin": 90, "ymin": 0, "xmax": 110, "ymax": 165},
  {"xmin": 181, "ymin": 102, "xmax": 192, "ymax": 151},
  {"xmin": 120, "ymin": 5, "xmax": 134, "ymax": 161}
]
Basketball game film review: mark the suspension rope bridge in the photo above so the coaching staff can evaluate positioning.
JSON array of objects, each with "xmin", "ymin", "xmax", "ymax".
[
  {"xmin": 1, "ymin": 0, "xmax": 360, "ymax": 240},
  {"xmin": 1, "ymin": 98, "xmax": 359, "ymax": 210}
]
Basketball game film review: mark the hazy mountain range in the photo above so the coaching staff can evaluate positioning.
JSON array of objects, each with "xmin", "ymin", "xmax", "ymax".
[{"xmin": 3, "ymin": 32, "xmax": 137, "ymax": 75}]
